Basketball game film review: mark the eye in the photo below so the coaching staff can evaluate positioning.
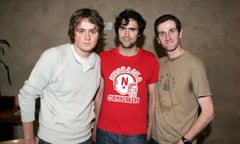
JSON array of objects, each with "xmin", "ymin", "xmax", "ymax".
[
  {"xmin": 76, "ymin": 29, "xmax": 84, "ymax": 33},
  {"xmin": 158, "ymin": 32, "xmax": 165, "ymax": 37},
  {"xmin": 129, "ymin": 28, "xmax": 137, "ymax": 32},
  {"xmin": 90, "ymin": 29, "xmax": 98, "ymax": 34},
  {"xmin": 119, "ymin": 26, "xmax": 126, "ymax": 31},
  {"xmin": 169, "ymin": 28, "xmax": 177, "ymax": 33}
]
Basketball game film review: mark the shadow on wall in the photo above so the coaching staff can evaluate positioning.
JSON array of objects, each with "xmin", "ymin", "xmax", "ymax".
[
  {"xmin": 153, "ymin": 39, "xmax": 167, "ymax": 58},
  {"xmin": 197, "ymin": 124, "xmax": 213, "ymax": 144},
  {"xmin": 136, "ymin": 34, "xmax": 146, "ymax": 48},
  {"xmin": 94, "ymin": 36, "xmax": 106, "ymax": 54}
]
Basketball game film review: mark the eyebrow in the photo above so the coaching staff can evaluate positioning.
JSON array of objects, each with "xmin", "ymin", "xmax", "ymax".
[
  {"xmin": 120, "ymin": 25, "xmax": 138, "ymax": 29},
  {"xmin": 75, "ymin": 27, "xmax": 98, "ymax": 30}
]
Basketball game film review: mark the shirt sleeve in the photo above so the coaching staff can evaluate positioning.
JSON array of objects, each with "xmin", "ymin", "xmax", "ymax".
[
  {"xmin": 191, "ymin": 59, "xmax": 212, "ymax": 98},
  {"xmin": 18, "ymin": 48, "xmax": 58, "ymax": 122},
  {"xmin": 149, "ymin": 55, "xmax": 160, "ymax": 84}
]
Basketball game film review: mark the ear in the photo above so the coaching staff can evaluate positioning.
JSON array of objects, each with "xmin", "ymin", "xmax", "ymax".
[
  {"xmin": 156, "ymin": 37, "xmax": 161, "ymax": 44},
  {"xmin": 138, "ymin": 33, "xmax": 141, "ymax": 38},
  {"xmin": 179, "ymin": 29, "xmax": 183, "ymax": 39}
]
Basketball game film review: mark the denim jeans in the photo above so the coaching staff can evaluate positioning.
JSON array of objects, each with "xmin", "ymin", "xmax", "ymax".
[
  {"xmin": 149, "ymin": 138, "xmax": 159, "ymax": 144},
  {"xmin": 96, "ymin": 128, "xmax": 147, "ymax": 144},
  {"xmin": 39, "ymin": 137, "xmax": 92, "ymax": 144}
]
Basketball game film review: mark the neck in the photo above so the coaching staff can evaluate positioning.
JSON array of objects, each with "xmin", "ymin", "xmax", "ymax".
[
  {"xmin": 73, "ymin": 45, "xmax": 91, "ymax": 58},
  {"xmin": 167, "ymin": 47, "xmax": 185, "ymax": 59},
  {"xmin": 118, "ymin": 46, "xmax": 139, "ymax": 56}
]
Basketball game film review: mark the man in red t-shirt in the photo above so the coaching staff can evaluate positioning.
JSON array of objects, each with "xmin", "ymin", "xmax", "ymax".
[{"xmin": 94, "ymin": 9, "xmax": 159, "ymax": 144}]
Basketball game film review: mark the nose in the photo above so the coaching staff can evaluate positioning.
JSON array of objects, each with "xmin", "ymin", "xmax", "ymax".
[
  {"xmin": 165, "ymin": 32, "xmax": 171, "ymax": 40},
  {"xmin": 124, "ymin": 29, "xmax": 129, "ymax": 37},
  {"xmin": 85, "ymin": 32, "xmax": 91, "ymax": 40}
]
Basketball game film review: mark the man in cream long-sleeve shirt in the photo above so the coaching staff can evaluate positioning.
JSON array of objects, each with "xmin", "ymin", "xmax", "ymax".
[{"xmin": 18, "ymin": 8, "xmax": 104, "ymax": 144}]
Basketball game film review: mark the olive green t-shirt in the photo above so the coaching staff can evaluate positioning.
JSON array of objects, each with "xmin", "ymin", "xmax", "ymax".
[{"xmin": 152, "ymin": 51, "xmax": 212, "ymax": 144}]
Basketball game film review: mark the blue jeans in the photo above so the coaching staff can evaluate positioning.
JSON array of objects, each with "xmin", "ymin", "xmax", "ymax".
[
  {"xmin": 39, "ymin": 137, "xmax": 92, "ymax": 144},
  {"xmin": 96, "ymin": 128, "xmax": 147, "ymax": 144}
]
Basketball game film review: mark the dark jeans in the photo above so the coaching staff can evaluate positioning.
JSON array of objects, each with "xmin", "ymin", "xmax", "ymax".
[
  {"xmin": 149, "ymin": 138, "xmax": 193, "ymax": 144},
  {"xmin": 96, "ymin": 128, "xmax": 147, "ymax": 144},
  {"xmin": 149, "ymin": 138, "xmax": 159, "ymax": 144},
  {"xmin": 39, "ymin": 137, "xmax": 92, "ymax": 144}
]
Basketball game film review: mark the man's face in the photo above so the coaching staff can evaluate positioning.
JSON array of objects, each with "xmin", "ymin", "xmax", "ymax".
[
  {"xmin": 118, "ymin": 18, "xmax": 139, "ymax": 49},
  {"xmin": 74, "ymin": 18, "xmax": 99, "ymax": 57},
  {"xmin": 156, "ymin": 20, "xmax": 182, "ymax": 52}
]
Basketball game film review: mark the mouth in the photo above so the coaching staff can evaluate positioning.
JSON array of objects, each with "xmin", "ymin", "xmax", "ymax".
[
  {"xmin": 165, "ymin": 40, "xmax": 173, "ymax": 43},
  {"xmin": 122, "ymin": 38, "xmax": 131, "ymax": 42},
  {"xmin": 84, "ymin": 42, "xmax": 91, "ymax": 45}
]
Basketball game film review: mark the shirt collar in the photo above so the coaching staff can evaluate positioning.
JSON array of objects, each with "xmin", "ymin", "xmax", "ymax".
[{"xmin": 71, "ymin": 46, "xmax": 96, "ymax": 72}]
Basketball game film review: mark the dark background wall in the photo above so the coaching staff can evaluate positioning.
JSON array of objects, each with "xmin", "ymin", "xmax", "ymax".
[{"xmin": 0, "ymin": 0, "xmax": 239, "ymax": 143}]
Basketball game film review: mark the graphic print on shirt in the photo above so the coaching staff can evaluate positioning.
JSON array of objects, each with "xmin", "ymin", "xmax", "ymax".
[
  {"xmin": 163, "ymin": 72, "xmax": 176, "ymax": 91},
  {"xmin": 108, "ymin": 66, "xmax": 142, "ymax": 104}
]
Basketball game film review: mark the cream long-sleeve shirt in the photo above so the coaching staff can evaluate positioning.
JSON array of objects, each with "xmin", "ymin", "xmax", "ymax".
[{"xmin": 18, "ymin": 43, "xmax": 100, "ymax": 144}]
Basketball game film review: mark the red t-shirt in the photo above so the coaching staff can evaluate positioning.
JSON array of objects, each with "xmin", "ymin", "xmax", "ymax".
[{"xmin": 97, "ymin": 47, "xmax": 159, "ymax": 135}]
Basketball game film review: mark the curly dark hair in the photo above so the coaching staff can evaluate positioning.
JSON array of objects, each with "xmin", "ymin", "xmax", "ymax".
[{"xmin": 114, "ymin": 9, "xmax": 146, "ymax": 39}]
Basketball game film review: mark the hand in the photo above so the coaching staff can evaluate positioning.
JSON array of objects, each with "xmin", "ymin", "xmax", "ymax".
[
  {"xmin": 177, "ymin": 138, "xmax": 192, "ymax": 144},
  {"xmin": 92, "ymin": 127, "xmax": 96, "ymax": 144},
  {"xmin": 147, "ymin": 127, "xmax": 151, "ymax": 142},
  {"xmin": 177, "ymin": 139, "xmax": 184, "ymax": 144},
  {"xmin": 25, "ymin": 137, "xmax": 39, "ymax": 144}
]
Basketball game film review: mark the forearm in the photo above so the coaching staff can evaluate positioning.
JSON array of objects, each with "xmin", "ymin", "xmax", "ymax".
[
  {"xmin": 147, "ymin": 97, "xmax": 155, "ymax": 140},
  {"xmin": 147, "ymin": 83, "xmax": 157, "ymax": 140},
  {"xmin": 183, "ymin": 96, "xmax": 215, "ymax": 141},
  {"xmin": 94, "ymin": 78, "xmax": 104, "ymax": 124},
  {"xmin": 184, "ymin": 112, "xmax": 214, "ymax": 141},
  {"xmin": 92, "ymin": 78, "xmax": 104, "ymax": 142},
  {"xmin": 94, "ymin": 93, "xmax": 103, "ymax": 125},
  {"xmin": 148, "ymin": 92, "xmax": 155, "ymax": 131},
  {"xmin": 22, "ymin": 122, "xmax": 38, "ymax": 144}
]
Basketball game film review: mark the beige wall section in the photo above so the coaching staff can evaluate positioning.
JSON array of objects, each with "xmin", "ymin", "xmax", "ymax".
[{"xmin": 0, "ymin": 0, "xmax": 240, "ymax": 143}]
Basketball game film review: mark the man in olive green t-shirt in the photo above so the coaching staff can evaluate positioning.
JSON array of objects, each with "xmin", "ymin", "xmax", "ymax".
[{"xmin": 151, "ymin": 14, "xmax": 215, "ymax": 144}]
